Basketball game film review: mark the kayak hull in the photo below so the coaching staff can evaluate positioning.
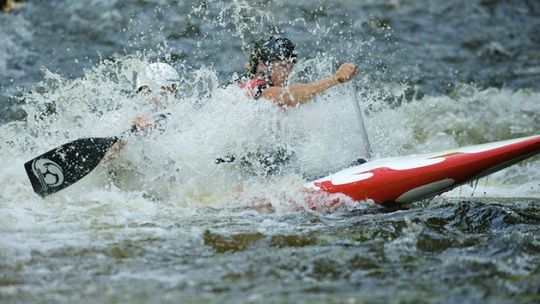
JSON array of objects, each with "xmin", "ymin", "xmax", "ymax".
[{"xmin": 304, "ymin": 135, "xmax": 540, "ymax": 206}]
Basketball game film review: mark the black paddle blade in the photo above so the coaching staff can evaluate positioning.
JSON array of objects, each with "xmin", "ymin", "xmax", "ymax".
[{"xmin": 24, "ymin": 137, "xmax": 119, "ymax": 197}]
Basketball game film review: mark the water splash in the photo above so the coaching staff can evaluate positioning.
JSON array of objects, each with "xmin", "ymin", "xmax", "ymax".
[{"xmin": 0, "ymin": 52, "xmax": 538, "ymax": 213}]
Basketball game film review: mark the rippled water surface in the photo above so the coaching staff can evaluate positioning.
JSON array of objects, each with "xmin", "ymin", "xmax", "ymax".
[{"xmin": 1, "ymin": 0, "xmax": 540, "ymax": 303}]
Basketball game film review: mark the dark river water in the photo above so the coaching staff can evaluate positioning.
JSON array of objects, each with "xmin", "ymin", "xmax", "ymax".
[{"xmin": 1, "ymin": 0, "xmax": 539, "ymax": 303}]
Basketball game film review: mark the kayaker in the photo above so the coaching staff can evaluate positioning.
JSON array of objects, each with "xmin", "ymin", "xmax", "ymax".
[
  {"xmin": 130, "ymin": 62, "xmax": 180, "ymax": 132},
  {"xmin": 240, "ymin": 35, "xmax": 358, "ymax": 107},
  {"xmin": 221, "ymin": 36, "xmax": 358, "ymax": 176},
  {"xmin": 103, "ymin": 62, "xmax": 179, "ymax": 163}
]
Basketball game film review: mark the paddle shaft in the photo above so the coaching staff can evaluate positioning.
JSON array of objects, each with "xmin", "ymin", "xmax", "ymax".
[
  {"xmin": 336, "ymin": 65, "xmax": 372, "ymax": 159},
  {"xmin": 349, "ymin": 83, "xmax": 372, "ymax": 159}
]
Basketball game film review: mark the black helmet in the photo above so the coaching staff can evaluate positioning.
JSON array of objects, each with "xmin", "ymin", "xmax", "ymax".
[
  {"xmin": 248, "ymin": 36, "xmax": 297, "ymax": 75},
  {"xmin": 260, "ymin": 36, "xmax": 297, "ymax": 62}
]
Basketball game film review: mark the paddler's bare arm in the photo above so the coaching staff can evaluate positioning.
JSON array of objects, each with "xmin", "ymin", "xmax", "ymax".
[{"xmin": 260, "ymin": 63, "xmax": 358, "ymax": 108}]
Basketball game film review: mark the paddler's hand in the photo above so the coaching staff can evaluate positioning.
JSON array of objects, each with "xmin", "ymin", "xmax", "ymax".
[
  {"xmin": 131, "ymin": 114, "xmax": 155, "ymax": 133},
  {"xmin": 333, "ymin": 63, "xmax": 358, "ymax": 83},
  {"xmin": 102, "ymin": 140, "xmax": 127, "ymax": 164}
]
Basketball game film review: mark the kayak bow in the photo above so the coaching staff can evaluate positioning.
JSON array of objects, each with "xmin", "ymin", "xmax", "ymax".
[{"xmin": 305, "ymin": 135, "xmax": 540, "ymax": 205}]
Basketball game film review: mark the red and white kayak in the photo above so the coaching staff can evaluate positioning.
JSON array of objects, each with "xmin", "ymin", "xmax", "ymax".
[{"xmin": 304, "ymin": 135, "xmax": 540, "ymax": 206}]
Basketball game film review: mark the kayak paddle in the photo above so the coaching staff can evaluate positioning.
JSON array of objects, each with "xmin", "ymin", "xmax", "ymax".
[
  {"xmin": 24, "ymin": 136, "xmax": 122, "ymax": 197},
  {"xmin": 25, "ymin": 111, "xmax": 172, "ymax": 197}
]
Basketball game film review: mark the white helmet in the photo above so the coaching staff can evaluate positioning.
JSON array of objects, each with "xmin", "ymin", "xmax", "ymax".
[{"xmin": 136, "ymin": 62, "xmax": 180, "ymax": 90}]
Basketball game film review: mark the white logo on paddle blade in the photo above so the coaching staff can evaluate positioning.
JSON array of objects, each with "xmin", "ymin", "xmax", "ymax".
[{"xmin": 32, "ymin": 158, "xmax": 64, "ymax": 189}]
